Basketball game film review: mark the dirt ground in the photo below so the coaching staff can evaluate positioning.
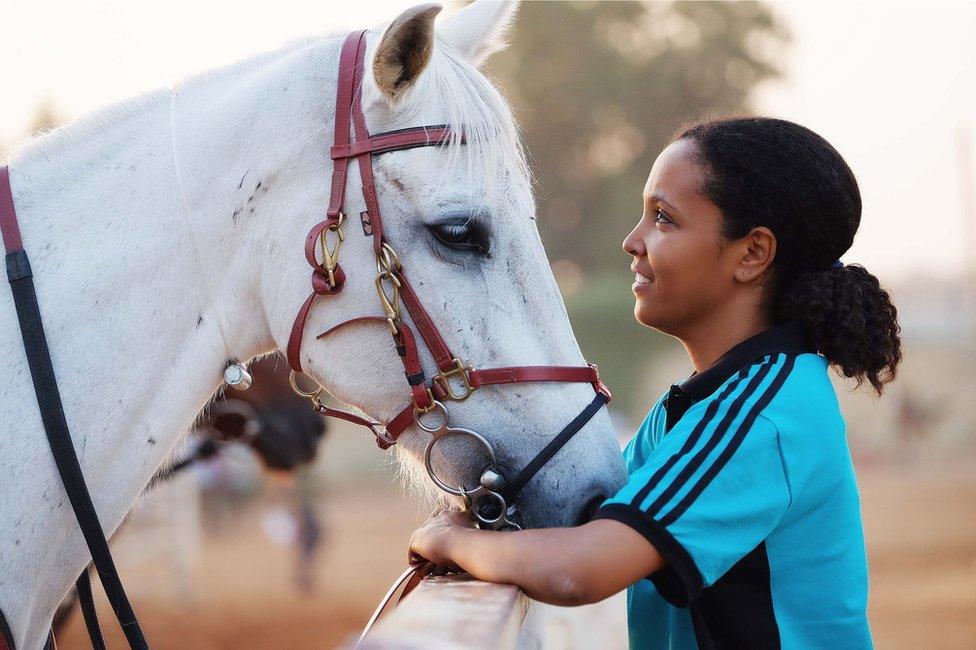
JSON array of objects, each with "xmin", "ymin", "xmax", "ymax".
[{"xmin": 56, "ymin": 459, "xmax": 976, "ymax": 649}]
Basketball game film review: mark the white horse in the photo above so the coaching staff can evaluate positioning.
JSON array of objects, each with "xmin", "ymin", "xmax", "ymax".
[{"xmin": 0, "ymin": 1, "xmax": 627, "ymax": 646}]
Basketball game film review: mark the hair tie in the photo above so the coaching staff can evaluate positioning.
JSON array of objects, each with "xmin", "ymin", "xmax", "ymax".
[{"xmin": 830, "ymin": 260, "xmax": 844, "ymax": 270}]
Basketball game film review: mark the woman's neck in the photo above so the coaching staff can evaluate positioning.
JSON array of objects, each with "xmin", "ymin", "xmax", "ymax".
[{"xmin": 678, "ymin": 305, "xmax": 772, "ymax": 373}]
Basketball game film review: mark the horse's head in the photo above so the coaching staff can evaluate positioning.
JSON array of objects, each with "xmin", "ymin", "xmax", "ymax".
[{"xmin": 271, "ymin": 1, "xmax": 626, "ymax": 527}]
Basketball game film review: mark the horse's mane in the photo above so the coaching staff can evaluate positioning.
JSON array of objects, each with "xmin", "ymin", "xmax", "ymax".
[
  {"xmin": 401, "ymin": 38, "xmax": 532, "ymax": 204},
  {"xmin": 8, "ymin": 34, "xmax": 322, "ymax": 168},
  {"xmin": 10, "ymin": 29, "xmax": 532, "ymax": 207}
]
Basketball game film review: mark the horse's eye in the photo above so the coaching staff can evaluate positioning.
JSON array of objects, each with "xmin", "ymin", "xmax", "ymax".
[{"xmin": 429, "ymin": 218, "xmax": 490, "ymax": 255}]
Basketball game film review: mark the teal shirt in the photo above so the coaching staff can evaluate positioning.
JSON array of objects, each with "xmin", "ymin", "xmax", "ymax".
[{"xmin": 595, "ymin": 322, "xmax": 873, "ymax": 649}]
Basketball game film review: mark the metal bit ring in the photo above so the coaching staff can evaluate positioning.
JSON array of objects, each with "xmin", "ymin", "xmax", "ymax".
[{"xmin": 418, "ymin": 402, "xmax": 497, "ymax": 497}]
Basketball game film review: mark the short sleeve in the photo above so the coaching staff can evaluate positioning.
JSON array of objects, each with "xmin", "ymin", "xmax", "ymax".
[{"xmin": 595, "ymin": 377, "xmax": 792, "ymax": 607}]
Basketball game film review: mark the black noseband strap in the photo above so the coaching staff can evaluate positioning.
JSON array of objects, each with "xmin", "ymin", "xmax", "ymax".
[{"xmin": 500, "ymin": 393, "xmax": 608, "ymax": 504}]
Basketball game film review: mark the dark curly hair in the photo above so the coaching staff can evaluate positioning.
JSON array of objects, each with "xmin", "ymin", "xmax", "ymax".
[{"xmin": 676, "ymin": 117, "xmax": 901, "ymax": 394}]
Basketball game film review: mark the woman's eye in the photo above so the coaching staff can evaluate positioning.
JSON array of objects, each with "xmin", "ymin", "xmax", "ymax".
[
  {"xmin": 430, "ymin": 219, "xmax": 490, "ymax": 255},
  {"xmin": 654, "ymin": 209, "xmax": 673, "ymax": 225}
]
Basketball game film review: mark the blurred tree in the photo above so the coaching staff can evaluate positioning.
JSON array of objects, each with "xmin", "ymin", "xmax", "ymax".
[{"xmin": 485, "ymin": 1, "xmax": 790, "ymax": 417}]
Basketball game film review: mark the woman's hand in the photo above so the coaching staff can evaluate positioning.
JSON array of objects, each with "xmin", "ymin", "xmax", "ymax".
[
  {"xmin": 408, "ymin": 509, "xmax": 474, "ymax": 569},
  {"xmin": 408, "ymin": 515, "xmax": 665, "ymax": 606}
]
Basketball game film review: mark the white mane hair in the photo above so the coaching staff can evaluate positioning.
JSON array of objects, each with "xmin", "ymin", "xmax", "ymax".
[
  {"xmin": 376, "ymin": 32, "xmax": 532, "ymax": 208},
  {"xmin": 7, "ymin": 34, "xmax": 321, "ymax": 172},
  {"xmin": 12, "ymin": 25, "xmax": 530, "ymax": 216}
]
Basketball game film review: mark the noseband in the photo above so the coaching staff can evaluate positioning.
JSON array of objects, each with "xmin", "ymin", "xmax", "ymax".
[{"xmin": 285, "ymin": 31, "xmax": 611, "ymax": 530}]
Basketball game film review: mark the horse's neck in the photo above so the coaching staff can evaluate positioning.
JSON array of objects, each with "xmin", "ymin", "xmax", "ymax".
[{"xmin": 0, "ymin": 45, "xmax": 322, "ymax": 643}]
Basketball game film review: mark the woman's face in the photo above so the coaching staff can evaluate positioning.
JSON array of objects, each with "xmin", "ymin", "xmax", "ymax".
[{"xmin": 622, "ymin": 138, "xmax": 739, "ymax": 337}]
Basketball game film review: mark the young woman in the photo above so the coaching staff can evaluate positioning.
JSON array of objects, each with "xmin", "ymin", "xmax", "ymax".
[{"xmin": 408, "ymin": 117, "xmax": 900, "ymax": 649}]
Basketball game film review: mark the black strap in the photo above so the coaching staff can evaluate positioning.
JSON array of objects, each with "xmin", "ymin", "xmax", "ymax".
[
  {"xmin": 5, "ymin": 249, "xmax": 148, "ymax": 650},
  {"xmin": 76, "ymin": 569, "xmax": 106, "ymax": 650},
  {"xmin": 501, "ymin": 393, "xmax": 608, "ymax": 502}
]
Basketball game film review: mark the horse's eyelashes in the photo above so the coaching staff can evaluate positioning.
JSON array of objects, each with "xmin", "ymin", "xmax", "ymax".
[{"xmin": 429, "ymin": 218, "xmax": 490, "ymax": 255}]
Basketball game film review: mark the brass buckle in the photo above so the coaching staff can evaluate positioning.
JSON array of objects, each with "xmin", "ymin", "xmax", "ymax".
[
  {"xmin": 412, "ymin": 387, "xmax": 436, "ymax": 414},
  {"xmin": 376, "ymin": 242, "xmax": 402, "ymax": 274},
  {"xmin": 289, "ymin": 370, "xmax": 327, "ymax": 410},
  {"xmin": 432, "ymin": 358, "xmax": 475, "ymax": 402},
  {"xmin": 374, "ymin": 270, "xmax": 402, "ymax": 335},
  {"xmin": 318, "ymin": 213, "xmax": 346, "ymax": 288}
]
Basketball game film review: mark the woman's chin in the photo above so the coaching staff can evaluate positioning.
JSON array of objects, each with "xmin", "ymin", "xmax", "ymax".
[{"xmin": 633, "ymin": 303, "xmax": 658, "ymax": 329}]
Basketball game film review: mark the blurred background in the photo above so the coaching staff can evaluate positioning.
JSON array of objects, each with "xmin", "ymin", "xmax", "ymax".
[{"xmin": 2, "ymin": 1, "xmax": 974, "ymax": 648}]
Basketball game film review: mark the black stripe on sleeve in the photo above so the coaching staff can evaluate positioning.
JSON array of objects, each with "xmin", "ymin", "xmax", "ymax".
[
  {"xmin": 593, "ymin": 502, "xmax": 703, "ymax": 606},
  {"xmin": 628, "ymin": 366, "xmax": 753, "ymax": 510},
  {"xmin": 644, "ymin": 355, "xmax": 779, "ymax": 519},
  {"xmin": 658, "ymin": 354, "xmax": 796, "ymax": 527}
]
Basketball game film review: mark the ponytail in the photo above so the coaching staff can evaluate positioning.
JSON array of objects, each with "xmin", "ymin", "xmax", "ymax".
[{"xmin": 778, "ymin": 263, "xmax": 901, "ymax": 394}]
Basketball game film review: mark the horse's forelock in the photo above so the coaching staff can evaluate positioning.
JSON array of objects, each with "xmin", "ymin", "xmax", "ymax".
[{"xmin": 394, "ymin": 37, "xmax": 531, "ymax": 212}]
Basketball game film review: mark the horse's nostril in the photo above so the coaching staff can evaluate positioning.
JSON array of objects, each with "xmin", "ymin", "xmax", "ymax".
[{"xmin": 577, "ymin": 494, "xmax": 607, "ymax": 525}]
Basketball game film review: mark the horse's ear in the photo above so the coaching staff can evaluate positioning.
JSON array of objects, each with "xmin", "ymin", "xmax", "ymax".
[
  {"xmin": 437, "ymin": 0, "xmax": 519, "ymax": 68},
  {"xmin": 372, "ymin": 3, "xmax": 443, "ymax": 99}
]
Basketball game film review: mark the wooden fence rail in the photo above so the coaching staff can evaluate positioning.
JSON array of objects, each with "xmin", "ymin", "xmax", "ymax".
[{"xmin": 355, "ymin": 574, "xmax": 529, "ymax": 649}]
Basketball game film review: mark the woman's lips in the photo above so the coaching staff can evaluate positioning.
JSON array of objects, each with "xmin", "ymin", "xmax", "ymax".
[{"xmin": 632, "ymin": 271, "xmax": 653, "ymax": 293}]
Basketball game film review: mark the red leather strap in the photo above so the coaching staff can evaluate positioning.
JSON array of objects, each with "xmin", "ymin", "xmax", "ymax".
[
  {"xmin": 287, "ymin": 293, "xmax": 318, "ymax": 372},
  {"xmin": 315, "ymin": 316, "xmax": 429, "ymax": 407},
  {"xmin": 289, "ymin": 31, "xmax": 463, "ymax": 377},
  {"xmin": 317, "ymin": 404, "xmax": 379, "ymax": 429},
  {"xmin": 330, "ymin": 126, "xmax": 455, "ymax": 160},
  {"xmin": 0, "ymin": 166, "xmax": 24, "ymax": 254},
  {"xmin": 327, "ymin": 31, "xmax": 366, "ymax": 218},
  {"xmin": 315, "ymin": 315, "xmax": 431, "ymax": 446},
  {"xmin": 396, "ymin": 274, "xmax": 457, "ymax": 373},
  {"xmin": 467, "ymin": 364, "xmax": 612, "ymax": 401},
  {"xmin": 304, "ymin": 217, "xmax": 347, "ymax": 293},
  {"xmin": 316, "ymin": 315, "xmax": 389, "ymax": 341},
  {"xmin": 382, "ymin": 362, "xmax": 610, "ymax": 445},
  {"xmin": 385, "ymin": 403, "xmax": 419, "ymax": 442},
  {"xmin": 344, "ymin": 31, "xmax": 384, "ymax": 255},
  {"xmin": 287, "ymin": 218, "xmax": 348, "ymax": 372}
]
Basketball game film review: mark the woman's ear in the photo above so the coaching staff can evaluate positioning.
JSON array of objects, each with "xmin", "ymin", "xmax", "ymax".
[{"xmin": 733, "ymin": 226, "xmax": 777, "ymax": 284}]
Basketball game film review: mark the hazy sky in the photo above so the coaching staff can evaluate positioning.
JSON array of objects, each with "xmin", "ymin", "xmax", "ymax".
[{"xmin": 1, "ymin": 1, "xmax": 974, "ymax": 283}]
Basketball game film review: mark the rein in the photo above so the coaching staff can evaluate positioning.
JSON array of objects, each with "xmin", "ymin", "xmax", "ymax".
[{"xmin": 1, "ymin": 164, "xmax": 148, "ymax": 649}]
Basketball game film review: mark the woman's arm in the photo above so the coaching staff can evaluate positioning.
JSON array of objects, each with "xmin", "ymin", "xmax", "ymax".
[{"xmin": 408, "ymin": 510, "xmax": 665, "ymax": 606}]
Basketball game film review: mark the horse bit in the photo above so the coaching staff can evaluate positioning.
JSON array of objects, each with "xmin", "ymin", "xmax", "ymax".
[{"xmin": 244, "ymin": 30, "xmax": 611, "ymax": 531}]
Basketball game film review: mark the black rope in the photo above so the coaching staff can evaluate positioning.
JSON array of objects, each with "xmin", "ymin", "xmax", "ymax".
[
  {"xmin": 5, "ymin": 250, "xmax": 148, "ymax": 650},
  {"xmin": 75, "ymin": 569, "xmax": 106, "ymax": 650},
  {"xmin": 501, "ymin": 393, "xmax": 608, "ymax": 503}
]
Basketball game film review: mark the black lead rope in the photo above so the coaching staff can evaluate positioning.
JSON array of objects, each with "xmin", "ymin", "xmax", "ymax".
[
  {"xmin": 75, "ymin": 570, "xmax": 107, "ymax": 650},
  {"xmin": 5, "ymin": 247, "xmax": 148, "ymax": 649},
  {"xmin": 500, "ymin": 392, "xmax": 608, "ymax": 504}
]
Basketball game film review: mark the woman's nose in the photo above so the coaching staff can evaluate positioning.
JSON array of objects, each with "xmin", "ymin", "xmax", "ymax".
[{"xmin": 622, "ymin": 223, "xmax": 644, "ymax": 257}]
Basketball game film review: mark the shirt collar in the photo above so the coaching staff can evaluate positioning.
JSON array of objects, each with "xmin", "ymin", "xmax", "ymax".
[{"xmin": 674, "ymin": 320, "xmax": 813, "ymax": 403}]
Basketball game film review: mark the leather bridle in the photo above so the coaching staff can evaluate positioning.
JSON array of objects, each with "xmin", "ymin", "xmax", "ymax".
[
  {"xmin": 0, "ymin": 28, "xmax": 613, "ymax": 650},
  {"xmin": 285, "ymin": 30, "xmax": 611, "ymax": 530}
]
